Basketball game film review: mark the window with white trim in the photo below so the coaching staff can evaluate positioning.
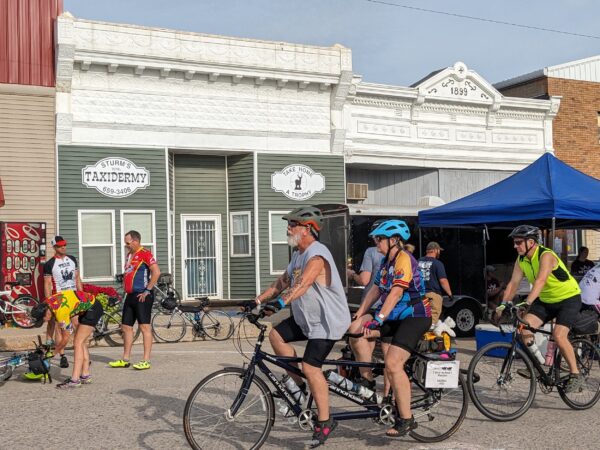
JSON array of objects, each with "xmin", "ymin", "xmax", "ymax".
[
  {"xmin": 230, "ymin": 212, "xmax": 251, "ymax": 257},
  {"xmin": 121, "ymin": 210, "xmax": 156, "ymax": 265},
  {"xmin": 269, "ymin": 211, "xmax": 290, "ymax": 274},
  {"xmin": 79, "ymin": 210, "xmax": 115, "ymax": 280}
]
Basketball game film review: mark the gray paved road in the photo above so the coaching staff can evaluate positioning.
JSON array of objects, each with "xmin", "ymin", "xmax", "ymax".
[{"xmin": 1, "ymin": 336, "xmax": 598, "ymax": 450}]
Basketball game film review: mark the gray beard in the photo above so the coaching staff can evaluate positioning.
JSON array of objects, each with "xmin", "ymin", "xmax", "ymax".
[{"xmin": 287, "ymin": 234, "xmax": 301, "ymax": 247}]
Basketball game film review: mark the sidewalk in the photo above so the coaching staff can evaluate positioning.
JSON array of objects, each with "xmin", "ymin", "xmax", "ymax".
[{"xmin": 0, "ymin": 315, "xmax": 271, "ymax": 351}]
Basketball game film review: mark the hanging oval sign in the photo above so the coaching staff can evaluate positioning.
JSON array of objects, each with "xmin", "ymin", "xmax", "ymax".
[
  {"xmin": 271, "ymin": 164, "xmax": 325, "ymax": 201},
  {"xmin": 82, "ymin": 157, "xmax": 150, "ymax": 198}
]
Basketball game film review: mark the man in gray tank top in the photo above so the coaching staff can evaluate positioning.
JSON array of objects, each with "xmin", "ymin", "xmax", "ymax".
[{"xmin": 256, "ymin": 206, "xmax": 350, "ymax": 447}]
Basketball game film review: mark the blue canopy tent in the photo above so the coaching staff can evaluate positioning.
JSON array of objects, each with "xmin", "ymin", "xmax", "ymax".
[
  {"xmin": 418, "ymin": 153, "xmax": 600, "ymax": 307},
  {"xmin": 419, "ymin": 152, "xmax": 600, "ymax": 229}
]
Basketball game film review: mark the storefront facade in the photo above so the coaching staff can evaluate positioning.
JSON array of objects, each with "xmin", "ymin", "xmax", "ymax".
[{"xmin": 54, "ymin": 14, "xmax": 558, "ymax": 300}]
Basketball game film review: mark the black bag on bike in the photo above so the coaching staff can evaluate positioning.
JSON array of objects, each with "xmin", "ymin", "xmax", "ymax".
[
  {"xmin": 27, "ymin": 350, "xmax": 49, "ymax": 375},
  {"xmin": 572, "ymin": 309, "xmax": 600, "ymax": 335}
]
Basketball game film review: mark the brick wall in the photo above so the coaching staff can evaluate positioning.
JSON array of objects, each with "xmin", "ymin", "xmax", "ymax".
[
  {"xmin": 584, "ymin": 230, "xmax": 600, "ymax": 261},
  {"xmin": 547, "ymin": 78, "xmax": 600, "ymax": 177}
]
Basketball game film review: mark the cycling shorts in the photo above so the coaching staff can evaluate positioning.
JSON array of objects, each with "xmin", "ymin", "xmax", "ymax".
[
  {"xmin": 78, "ymin": 301, "xmax": 103, "ymax": 327},
  {"xmin": 273, "ymin": 316, "xmax": 336, "ymax": 368},
  {"xmin": 380, "ymin": 317, "xmax": 432, "ymax": 352},
  {"xmin": 528, "ymin": 294, "xmax": 582, "ymax": 328},
  {"xmin": 122, "ymin": 292, "xmax": 154, "ymax": 326}
]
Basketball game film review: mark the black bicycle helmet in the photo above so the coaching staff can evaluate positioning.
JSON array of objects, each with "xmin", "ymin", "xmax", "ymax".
[
  {"xmin": 508, "ymin": 225, "xmax": 540, "ymax": 242},
  {"xmin": 30, "ymin": 303, "xmax": 49, "ymax": 328},
  {"xmin": 282, "ymin": 206, "xmax": 323, "ymax": 236}
]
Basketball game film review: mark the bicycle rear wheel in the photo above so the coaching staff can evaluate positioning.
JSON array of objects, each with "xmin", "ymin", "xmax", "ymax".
[
  {"xmin": 201, "ymin": 310, "xmax": 234, "ymax": 341},
  {"xmin": 151, "ymin": 310, "xmax": 186, "ymax": 343},
  {"xmin": 557, "ymin": 337, "xmax": 600, "ymax": 409},
  {"xmin": 11, "ymin": 295, "xmax": 39, "ymax": 328},
  {"xmin": 183, "ymin": 367, "xmax": 274, "ymax": 450},
  {"xmin": 467, "ymin": 342, "xmax": 536, "ymax": 421},
  {"xmin": 410, "ymin": 374, "xmax": 468, "ymax": 442},
  {"xmin": 103, "ymin": 312, "xmax": 141, "ymax": 347}
]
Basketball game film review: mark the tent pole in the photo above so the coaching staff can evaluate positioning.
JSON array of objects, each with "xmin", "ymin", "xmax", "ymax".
[
  {"xmin": 551, "ymin": 217, "xmax": 556, "ymax": 248},
  {"xmin": 483, "ymin": 226, "xmax": 488, "ymax": 310}
]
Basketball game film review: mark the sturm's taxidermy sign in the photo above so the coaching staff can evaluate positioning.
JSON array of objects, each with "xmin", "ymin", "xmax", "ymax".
[
  {"xmin": 82, "ymin": 157, "xmax": 150, "ymax": 198},
  {"xmin": 271, "ymin": 164, "xmax": 325, "ymax": 201}
]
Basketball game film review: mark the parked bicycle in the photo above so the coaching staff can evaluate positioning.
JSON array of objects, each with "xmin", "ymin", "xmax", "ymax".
[
  {"xmin": 115, "ymin": 272, "xmax": 181, "ymax": 314},
  {"xmin": 89, "ymin": 296, "xmax": 141, "ymax": 347},
  {"xmin": 182, "ymin": 304, "xmax": 468, "ymax": 449},
  {"xmin": 0, "ymin": 336, "xmax": 52, "ymax": 383},
  {"xmin": 467, "ymin": 303, "xmax": 600, "ymax": 421},
  {"xmin": 0, "ymin": 282, "xmax": 39, "ymax": 328},
  {"xmin": 151, "ymin": 296, "xmax": 234, "ymax": 342}
]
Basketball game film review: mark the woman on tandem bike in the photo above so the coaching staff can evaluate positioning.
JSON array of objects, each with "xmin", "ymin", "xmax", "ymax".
[{"xmin": 348, "ymin": 219, "xmax": 432, "ymax": 438}]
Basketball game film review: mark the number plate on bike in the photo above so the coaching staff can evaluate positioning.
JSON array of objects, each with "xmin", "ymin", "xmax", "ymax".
[{"xmin": 425, "ymin": 360, "xmax": 460, "ymax": 388}]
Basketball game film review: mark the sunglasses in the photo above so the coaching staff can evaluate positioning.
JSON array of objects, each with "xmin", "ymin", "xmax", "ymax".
[
  {"xmin": 373, "ymin": 236, "xmax": 386, "ymax": 243},
  {"xmin": 287, "ymin": 220, "xmax": 309, "ymax": 228},
  {"xmin": 513, "ymin": 239, "xmax": 525, "ymax": 246}
]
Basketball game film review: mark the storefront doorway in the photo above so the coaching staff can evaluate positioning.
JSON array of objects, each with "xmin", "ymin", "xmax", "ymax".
[{"xmin": 181, "ymin": 215, "xmax": 222, "ymax": 299}]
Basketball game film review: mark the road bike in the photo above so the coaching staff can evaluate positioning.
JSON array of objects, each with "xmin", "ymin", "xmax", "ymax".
[
  {"xmin": 89, "ymin": 296, "xmax": 141, "ymax": 347},
  {"xmin": 151, "ymin": 297, "xmax": 234, "ymax": 343},
  {"xmin": 467, "ymin": 304, "xmax": 600, "ymax": 421},
  {"xmin": 115, "ymin": 272, "xmax": 181, "ymax": 314},
  {"xmin": 182, "ymin": 305, "xmax": 468, "ymax": 449},
  {"xmin": 0, "ymin": 336, "xmax": 52, "ymax": 382},
  {"xmin": 0, "ymin": 282, "xmax": 39, "ymax": 328}
]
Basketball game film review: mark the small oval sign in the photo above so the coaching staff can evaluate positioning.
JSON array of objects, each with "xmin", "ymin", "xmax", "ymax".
[
  {"xmin": 271, "ymin": 164, "xmax": 325, "ymax": 201},
  {"xmin": 82, "ymin": 157, "xmax": 150, "ymax": 198}
]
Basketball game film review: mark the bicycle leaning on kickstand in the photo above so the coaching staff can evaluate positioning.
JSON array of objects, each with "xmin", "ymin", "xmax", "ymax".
[
  {"xmin": 467, "ymin": 303, "xmax": 600, "ymax": 421},
  {"xmin": 182, "ymin": 304, "xmax": 468, "ymax": 449}
]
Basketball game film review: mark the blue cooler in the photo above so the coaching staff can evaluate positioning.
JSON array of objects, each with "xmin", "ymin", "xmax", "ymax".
[{"xmin": 475, "ymin": 324, "xmax": 514, "ymax": 358}]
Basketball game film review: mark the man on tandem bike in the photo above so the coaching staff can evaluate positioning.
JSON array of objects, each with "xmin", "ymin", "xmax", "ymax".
[
  {"xmin": 255, "ymin": 206, "xmax": 351, "ymax": 447},
  {"xmin": 496, "ymin": 225, "xmax": 583, "ymax": 393},
  {"xmin": 348, "ymin": 219, "xmax": 432, "ymax": 438}
]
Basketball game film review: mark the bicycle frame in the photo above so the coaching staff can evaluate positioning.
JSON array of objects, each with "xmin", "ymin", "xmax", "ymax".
[
  {"xmin": 499, "ymin": 320, "xmax": 563, "ymax": 387},
  {"xmin": 0, "ymin": 295, "xmax": 31, "ymax": 317},
  {"xmin": 230, "ymin": 320, "xmax": 442, "ymax": 422}
]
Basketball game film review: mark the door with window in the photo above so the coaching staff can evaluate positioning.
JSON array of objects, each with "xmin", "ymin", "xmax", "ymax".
[{"xmin": 181, "ymin": 215, "xmax": 222, "ymax": 299}]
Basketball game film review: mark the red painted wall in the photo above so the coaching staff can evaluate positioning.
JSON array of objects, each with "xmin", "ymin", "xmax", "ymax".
[{"xmin": 0, "ymin": 0, "xmax": 63, "ymax": 87}]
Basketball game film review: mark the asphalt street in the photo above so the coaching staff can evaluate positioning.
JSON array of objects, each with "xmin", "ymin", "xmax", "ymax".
[{"xmin": 1, "ymin": 334, "xmax": 598, "ymax": 450}]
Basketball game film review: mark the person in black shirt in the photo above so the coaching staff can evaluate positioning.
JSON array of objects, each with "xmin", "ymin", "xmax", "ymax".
[
  {"xmin": 570, "ymin": 246, "xmax": 594, "ymax": 277},
  {"xmin": 418, "ymin": 242, "xmax": 452, "ymax": 323}
]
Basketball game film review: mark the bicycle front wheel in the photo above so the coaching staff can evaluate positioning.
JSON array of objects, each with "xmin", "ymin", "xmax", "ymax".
[
  {"xmin": 0, "ymin": 361, "xmax": 14, "ymax": 382},
  {"xmin": 103, "ymin": 312, "xmax": 141, "ymax": 347},
  {"xmin": 410, "ymin": 374, "xmax": 468, "ymax": 443},
  {"xmin": 151, "ymin": 310, "xmax": 186, "ymax": 343},
  {"xmin": 12, "ymin": 295, "xmax": 39, "ymax": 328},
  {"xmin": 557, "ymin": 337, "xmax": 600, "ymax": 410},
  {"xmin": 183, "ymin": 367, "xmax": 274, "ymax": 450},
  {"xmin": 467, "ymin": 342, "xmax": 536, "ymax": 421},
  {"xmin": 201, "ymin": 310, "xmax": 234, "ymax": 341}
]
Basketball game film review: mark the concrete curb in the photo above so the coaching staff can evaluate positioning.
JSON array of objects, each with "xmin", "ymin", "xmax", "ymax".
[{"xmin": 0, "ymin": 317, "xmax": 272, "ymax": 352}]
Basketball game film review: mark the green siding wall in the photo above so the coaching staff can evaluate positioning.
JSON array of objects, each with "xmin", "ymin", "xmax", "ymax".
[
  {"xmin": 227, "ymin": 154, "xmax": 256, "ymax": 298},
  {"xmin": 257, "ymin": 154, "xmax": 345, "ymax": 290},
  {"xmin": 58, "ymin": 146, "xmax": 168, "ymax": 284},
  {"xmin": 174, "ymin": 155, "xmax": 229, "ymax": 299}
]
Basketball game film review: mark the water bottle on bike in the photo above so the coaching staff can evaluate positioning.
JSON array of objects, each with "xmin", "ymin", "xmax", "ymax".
[
  {"xmin": 526, "ymin": 340, "xmax": 545, "ymax": 364},
  {"xmin": 324, "ymin": 370, "xmax": 382, "ymax": 404},
  {"xmin": 277, "ymin": 375, "xmax": 306, "ymax": 419}
]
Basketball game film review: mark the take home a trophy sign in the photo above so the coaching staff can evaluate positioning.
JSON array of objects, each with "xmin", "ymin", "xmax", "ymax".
[
  {"xmin": 82, "ymin": 157, "xmax": 150, "ymax": 198},
  {"xmin": 271, "ymin": 164, "xmax": 325, "ymax": 201}
]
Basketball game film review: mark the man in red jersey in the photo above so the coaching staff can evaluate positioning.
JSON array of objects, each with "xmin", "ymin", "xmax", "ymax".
[{"xmin": 109, "ymin": 230, "xmax": 160, "ymax": 370}]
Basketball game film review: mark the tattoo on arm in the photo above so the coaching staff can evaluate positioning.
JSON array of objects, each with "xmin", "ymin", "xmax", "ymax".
[{"xmin": 281, "ymin": 274, "xmax": 305, "ymax": 303}]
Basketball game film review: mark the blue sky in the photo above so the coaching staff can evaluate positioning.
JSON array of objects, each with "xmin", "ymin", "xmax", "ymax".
[{"xmin": 65, "ymin": 0, "xmax": 600, "ymax": 86}]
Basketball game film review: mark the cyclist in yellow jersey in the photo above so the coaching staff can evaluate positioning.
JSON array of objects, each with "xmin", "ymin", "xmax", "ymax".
[
  {"xmin": 31, "ymin": 290, "xmax": 103, "ymax": 389},
  {"xmin": 496, "ymin": 225, "xmax": 583, "ymax": 393}
]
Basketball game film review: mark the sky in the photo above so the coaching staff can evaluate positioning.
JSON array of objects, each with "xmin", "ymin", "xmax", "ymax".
[{"xmin": 64, "ymin": 0, "xmax": 600, "ymax": 87}]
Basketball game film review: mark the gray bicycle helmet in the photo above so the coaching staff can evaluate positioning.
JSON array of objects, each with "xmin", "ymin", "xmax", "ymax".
[
  {"xmin": 282, "ymin": 206, "xmax": 323, "ymax": 236},
  {"xmin": 508, "ymin": 225, "xmax": 540, "ymax": 242}
]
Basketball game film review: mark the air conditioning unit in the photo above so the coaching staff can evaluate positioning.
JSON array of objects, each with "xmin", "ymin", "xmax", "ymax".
[{"xmin": 347, "ymin": 182, "xmax": 368, "ymax": 200}]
